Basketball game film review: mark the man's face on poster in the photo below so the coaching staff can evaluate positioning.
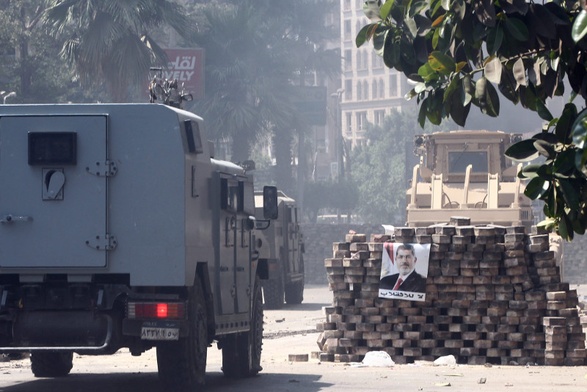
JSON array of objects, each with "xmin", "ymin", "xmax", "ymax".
[{"xmin": 396, "ymin": 248, "xmax": 416, "ymax": 277}]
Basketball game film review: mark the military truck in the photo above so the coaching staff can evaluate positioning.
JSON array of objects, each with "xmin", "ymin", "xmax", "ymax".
[
  {"xmin": 0, "ymin": 103, "xmax": 278, "ymax": 391},
  {"xmin": 406, "ymin": 130, "xmax": 534, "ymax": 228},
  {"xmin": 254, "ymin": 191, "xmax": 304, "ymax": 309}
]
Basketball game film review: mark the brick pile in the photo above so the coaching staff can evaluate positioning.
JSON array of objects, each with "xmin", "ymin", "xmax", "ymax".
[
  {"xmin": 317, "ymin": 223, "xmax": 586, "ymax": 366},
  {"xmin": 581, "ymin": 304, "xmax": 587, "ymax": 342}
]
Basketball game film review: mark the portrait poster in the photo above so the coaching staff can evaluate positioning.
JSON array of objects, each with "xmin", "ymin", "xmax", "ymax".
[{"xmin": 378, "ymin": 242, "xmax": 431, "ymax": 302}]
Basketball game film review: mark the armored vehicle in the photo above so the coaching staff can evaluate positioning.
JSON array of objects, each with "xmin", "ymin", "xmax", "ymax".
[
  {"xmin": 254, "ymin": 191, "xmax": 304, "ymax": 309},
  {"xmin": 0, "ymin": 103, "xmax": 277, "ymax": 391},
  {"xmin": 406, "ymin": 130, "xmax": 534, "ymax": 228}
]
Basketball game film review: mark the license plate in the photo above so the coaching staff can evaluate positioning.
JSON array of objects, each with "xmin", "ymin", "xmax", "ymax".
[{"xmin": 141, "ymin": 327, "xmax": 179, "ymax": 341}]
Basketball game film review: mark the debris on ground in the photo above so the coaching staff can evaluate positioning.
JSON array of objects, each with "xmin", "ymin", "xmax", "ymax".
[
  {"xmin": 288, "ymin": 354, "xmax": 309, "ymax": 362},
  {"xmin": 434, "ymin": 355, "xmax": 457, "ymax": 366},
  {"xmin": 360, "ymin": 351, "xmax": 395, "ymax": 367}
]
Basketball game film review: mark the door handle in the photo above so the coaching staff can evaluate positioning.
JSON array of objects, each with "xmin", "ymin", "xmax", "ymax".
[{"xmin": 0, "ymin": 214, "xmax": 33, "ymax": 224}]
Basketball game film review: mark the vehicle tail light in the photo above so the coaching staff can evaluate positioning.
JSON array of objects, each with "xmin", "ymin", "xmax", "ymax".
[{"xmin": 127, "ymin": 302, "xmax": 185, "ymax": 319}]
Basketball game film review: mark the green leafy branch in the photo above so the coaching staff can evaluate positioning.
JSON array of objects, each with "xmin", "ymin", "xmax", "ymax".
[{"xmin": 357, "ymin": 0, "xmax": 587, "ymax": 240}]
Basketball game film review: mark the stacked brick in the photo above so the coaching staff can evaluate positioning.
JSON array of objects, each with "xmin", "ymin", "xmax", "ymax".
[
  {"xmin": 317, "ymin": 223, "xmax": 586, "ymax": 366},
  {"xmin": 581, "ymin": 307, "xmax": 587, "ymax": 345}
]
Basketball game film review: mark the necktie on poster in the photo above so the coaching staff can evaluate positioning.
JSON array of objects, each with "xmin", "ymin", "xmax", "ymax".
[{"xmin": 393, "ymin": 277, "xmax": 403, "ymax": 290}]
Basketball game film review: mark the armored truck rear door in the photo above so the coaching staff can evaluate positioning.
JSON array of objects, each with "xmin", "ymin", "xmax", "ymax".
[{"xmin": 0, "ymin": 115, "xmax": 110, "ymax": 269}]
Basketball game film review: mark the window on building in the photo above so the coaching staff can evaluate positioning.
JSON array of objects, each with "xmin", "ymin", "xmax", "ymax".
[
  {"xmin": 363, "ymin": 81, "xmax": 369, "ymax": 101},
  {"xmin": 356, "ymin": 111, "xmax": 367, "ymax": 131},
  {"xmin": 389, "ymin": 73, "xmax": 399, "ymax": 97},
  {"xmin": 360, "ymin": 49, "xmax": 369, "ymax": 70},
  {"xmin": 344, "ymin": 19, "xmax": 351, "ymax": 36},
  {"xmin": 372, "ymin": 51, "xmax": 383, "ymax": 69},
  {"xmin": 345, "ymin": 79, "xmax": 352, "ymax": 100},
  {"xmin": 344, "ymin": 49, "xmax": 352, "ymax": 71},
  {"xmin": 361, "ymin": 49, "xmax": 368, "ymax": 69},
  {"xmin": 344, "ymin": 0, "xmax": 351, "ymax": 11},
  {"xmin": 357, "ymin": 50, "xmax": 363, "ymax": 70},
  {"xmin": 357, "ymin": 82, "xmax": 362, "ymax": 100},
  {"xmin": 375, "ymin": 110, "xmax": 385, "ymax": 125},
  {"xmin": 345, "ymin": 112, "xmax": 352, "ymax": 136},
  {"xmin": 372, "ymin": 80, "xmax": 378, "ymax": 99},
  {"xmin": 379, "ymin": 79, "xmax": 385, "ymax": 98}
]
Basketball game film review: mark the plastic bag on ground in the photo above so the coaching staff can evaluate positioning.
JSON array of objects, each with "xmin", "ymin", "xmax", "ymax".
[
  {"xmin": 433, "ymin": 354, "xmax": 457, "ymax": 366},
  {"xmin": 361, "ymin": 351, "xmax": 395, "ymax": 367}
]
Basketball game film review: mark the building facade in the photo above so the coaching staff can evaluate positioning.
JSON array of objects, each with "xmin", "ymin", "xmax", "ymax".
[{"xmin": 338, "ymin": 0, "xmax": 415, "ymax": 152}]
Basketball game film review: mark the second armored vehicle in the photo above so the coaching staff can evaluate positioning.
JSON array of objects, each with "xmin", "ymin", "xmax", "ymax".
[{"xmin": 254, "ymin": 191, "xmax": 305, "ymax": 309}]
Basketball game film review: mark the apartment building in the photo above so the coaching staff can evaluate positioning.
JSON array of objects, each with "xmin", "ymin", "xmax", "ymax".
[{"xmin": 338, "ymin": 0, "xmax": 415, "ymax": 150}]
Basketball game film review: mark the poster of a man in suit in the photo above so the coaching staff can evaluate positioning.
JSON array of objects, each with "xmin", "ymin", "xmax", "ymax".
[{"xmin": 379, "ymin": 242, "xmax": 430, "ymax": 302}]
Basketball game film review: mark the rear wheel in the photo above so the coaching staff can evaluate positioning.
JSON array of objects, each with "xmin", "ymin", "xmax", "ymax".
[
  {"xmin": 285, "ymin": 257, "xmax": 304, "ymax": 305},
  {"xmin": 262, "ymin": 275, "xmax": 284, "ymax": 310},
  {"xmin": 222, "ymin": 274, "xmax": 263, "ymax": 378},
  {"xmin": 157, "ymin": 282, "xmax": 208, "ymax": 391},
  {"xmin": 30, "ymin": 351, "xmax": 73, "ymax": 377},
  {"xmin": 285, "ymin": 279, "xmax": 304, "ymax": 304}
]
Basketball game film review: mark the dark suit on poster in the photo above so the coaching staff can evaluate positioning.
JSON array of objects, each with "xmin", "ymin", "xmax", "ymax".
[{"xmin": 380, "ymin": 272, "xmax": 426, "ymax": 293}]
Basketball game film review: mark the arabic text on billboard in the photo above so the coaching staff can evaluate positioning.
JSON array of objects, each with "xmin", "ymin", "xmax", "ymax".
[{"xmin": 164, "ymin": 48, "xmax": 204, "ymax": 99}]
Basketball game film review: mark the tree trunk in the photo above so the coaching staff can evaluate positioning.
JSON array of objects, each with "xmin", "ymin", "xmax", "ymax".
[
  {"xmin": 231, "ymin": 128, "xmax": 250, "ymax": 164},
  {"xmin": 273, "ymin": 127, "xmax": 294, "ymax": 195},
  {"xmin": 18, "ymin": 40, "xmax": 31, "ymax": 99}
]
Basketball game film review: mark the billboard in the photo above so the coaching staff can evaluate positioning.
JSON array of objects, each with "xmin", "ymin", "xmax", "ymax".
[{"xmin": 163, "ymin": 48, "xmax": 205, "ymax": 99}]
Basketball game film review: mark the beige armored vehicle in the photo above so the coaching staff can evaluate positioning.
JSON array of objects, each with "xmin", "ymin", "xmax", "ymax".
[{"xmin": 406, "ymin": 130, "xmax": 534, "ymax": 228}]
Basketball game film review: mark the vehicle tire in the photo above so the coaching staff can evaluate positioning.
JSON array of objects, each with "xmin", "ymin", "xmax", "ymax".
[
  {"xmin": 157, "ymin": 282, "xmax": 208, "ymax": 391},
  {"xmin": 30, "ymin": 351, "xmax": 73, "ymax": 377},
  {"xmin": 285, "ymin": 279, "xmax": 304, "ymax": 305},
  {"xmin": 285, "ymin": 256, "xmax": 304, "ymax": 305},
  {"xmin": 221, "ymin": 274, "xmax": 263, "ymax": 378},
  {"xmin": 262, "ymin": 275, "xmax": 284, "ymax": 310}
]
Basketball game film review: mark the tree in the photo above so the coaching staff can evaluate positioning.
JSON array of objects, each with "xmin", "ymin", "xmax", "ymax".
[
  {"xmin": 357, "ymin": 0, "xmax": 587, "ymax": 240},
  {"xmin": 350, "ymin": 108, "xmax": 451, "ymax": 225},
  {"xmin": 190, "ymin": 0, "xmax": 339, "ymax": 183},
  {"xmin": 262, "ymin": 0, "xmax": 339, "ymax": 197},
  {"xmin": 189, "ymin": 2, "xmax": 294, "ymax": 163},
  {"xmin": 303, "ymin": 180, "xmax": 358, "ymax": 223},
  {"xmin": 351, "ymin": 110, "xmax": 417, "ymax": 224},
  {"xmin": 42, "ymin": 0, "xmax": 194, "ymax": 102},
  {"xmin": 0, "ymin": 1, "xmax": 95, "ymax": 103}
]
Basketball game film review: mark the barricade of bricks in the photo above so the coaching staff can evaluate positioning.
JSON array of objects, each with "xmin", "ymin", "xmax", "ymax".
[{"xmin": 316, "ymin": 221, "xmax": 586, "ymax": 366}]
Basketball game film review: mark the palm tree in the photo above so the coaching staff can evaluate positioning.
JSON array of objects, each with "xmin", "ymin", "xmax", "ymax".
[
  {"xmin": 262, "ymin": 0, "xmax": 339, "ymax": 194},
  {"xmin": 191, "ymin": 0, "xmax": 339, "ymax": 180},
  {"xmin": 190, "ymin": 3, "xmax": 293, "ymax": 163},
  {"xmin": 42, "ymin": 0, "xmax": 195, "ymax": 102}
]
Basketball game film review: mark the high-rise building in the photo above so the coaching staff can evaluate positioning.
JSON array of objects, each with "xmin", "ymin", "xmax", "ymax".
[{"xmin": 338, "ymin": 0, "xmax": 415, "ymax": 152}]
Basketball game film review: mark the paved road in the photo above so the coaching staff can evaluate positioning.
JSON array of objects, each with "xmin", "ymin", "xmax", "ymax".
[{"xmin": 0, "ymin": 285, "xmax": 586, "ymax": 392}]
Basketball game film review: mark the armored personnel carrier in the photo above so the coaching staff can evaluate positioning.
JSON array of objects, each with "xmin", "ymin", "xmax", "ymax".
[
  {"xmin": 0, "ymin": 103, "xmax": 277, "ymax": 391},
  {"xmin": 406, "ymin": 130, "xmax": 534, "ymax": 228},
  {"xmin": 254, "ymin": 191, "xmax": 305, "ymax": 309}
]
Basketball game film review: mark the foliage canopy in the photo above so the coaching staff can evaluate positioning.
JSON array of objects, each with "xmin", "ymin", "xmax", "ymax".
[
  {"xmin": 358, "ymin": 0, "xmax": 587, "ymax": 240},
  {"xmin": 43, "ymin": 0, "xmax": 195, "ymax": 102}
]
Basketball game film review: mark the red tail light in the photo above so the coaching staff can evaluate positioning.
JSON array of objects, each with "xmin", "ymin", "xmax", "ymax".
[{"xmin": 127, "ymin": 302, "xmax": 185, "ymax": 319}]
